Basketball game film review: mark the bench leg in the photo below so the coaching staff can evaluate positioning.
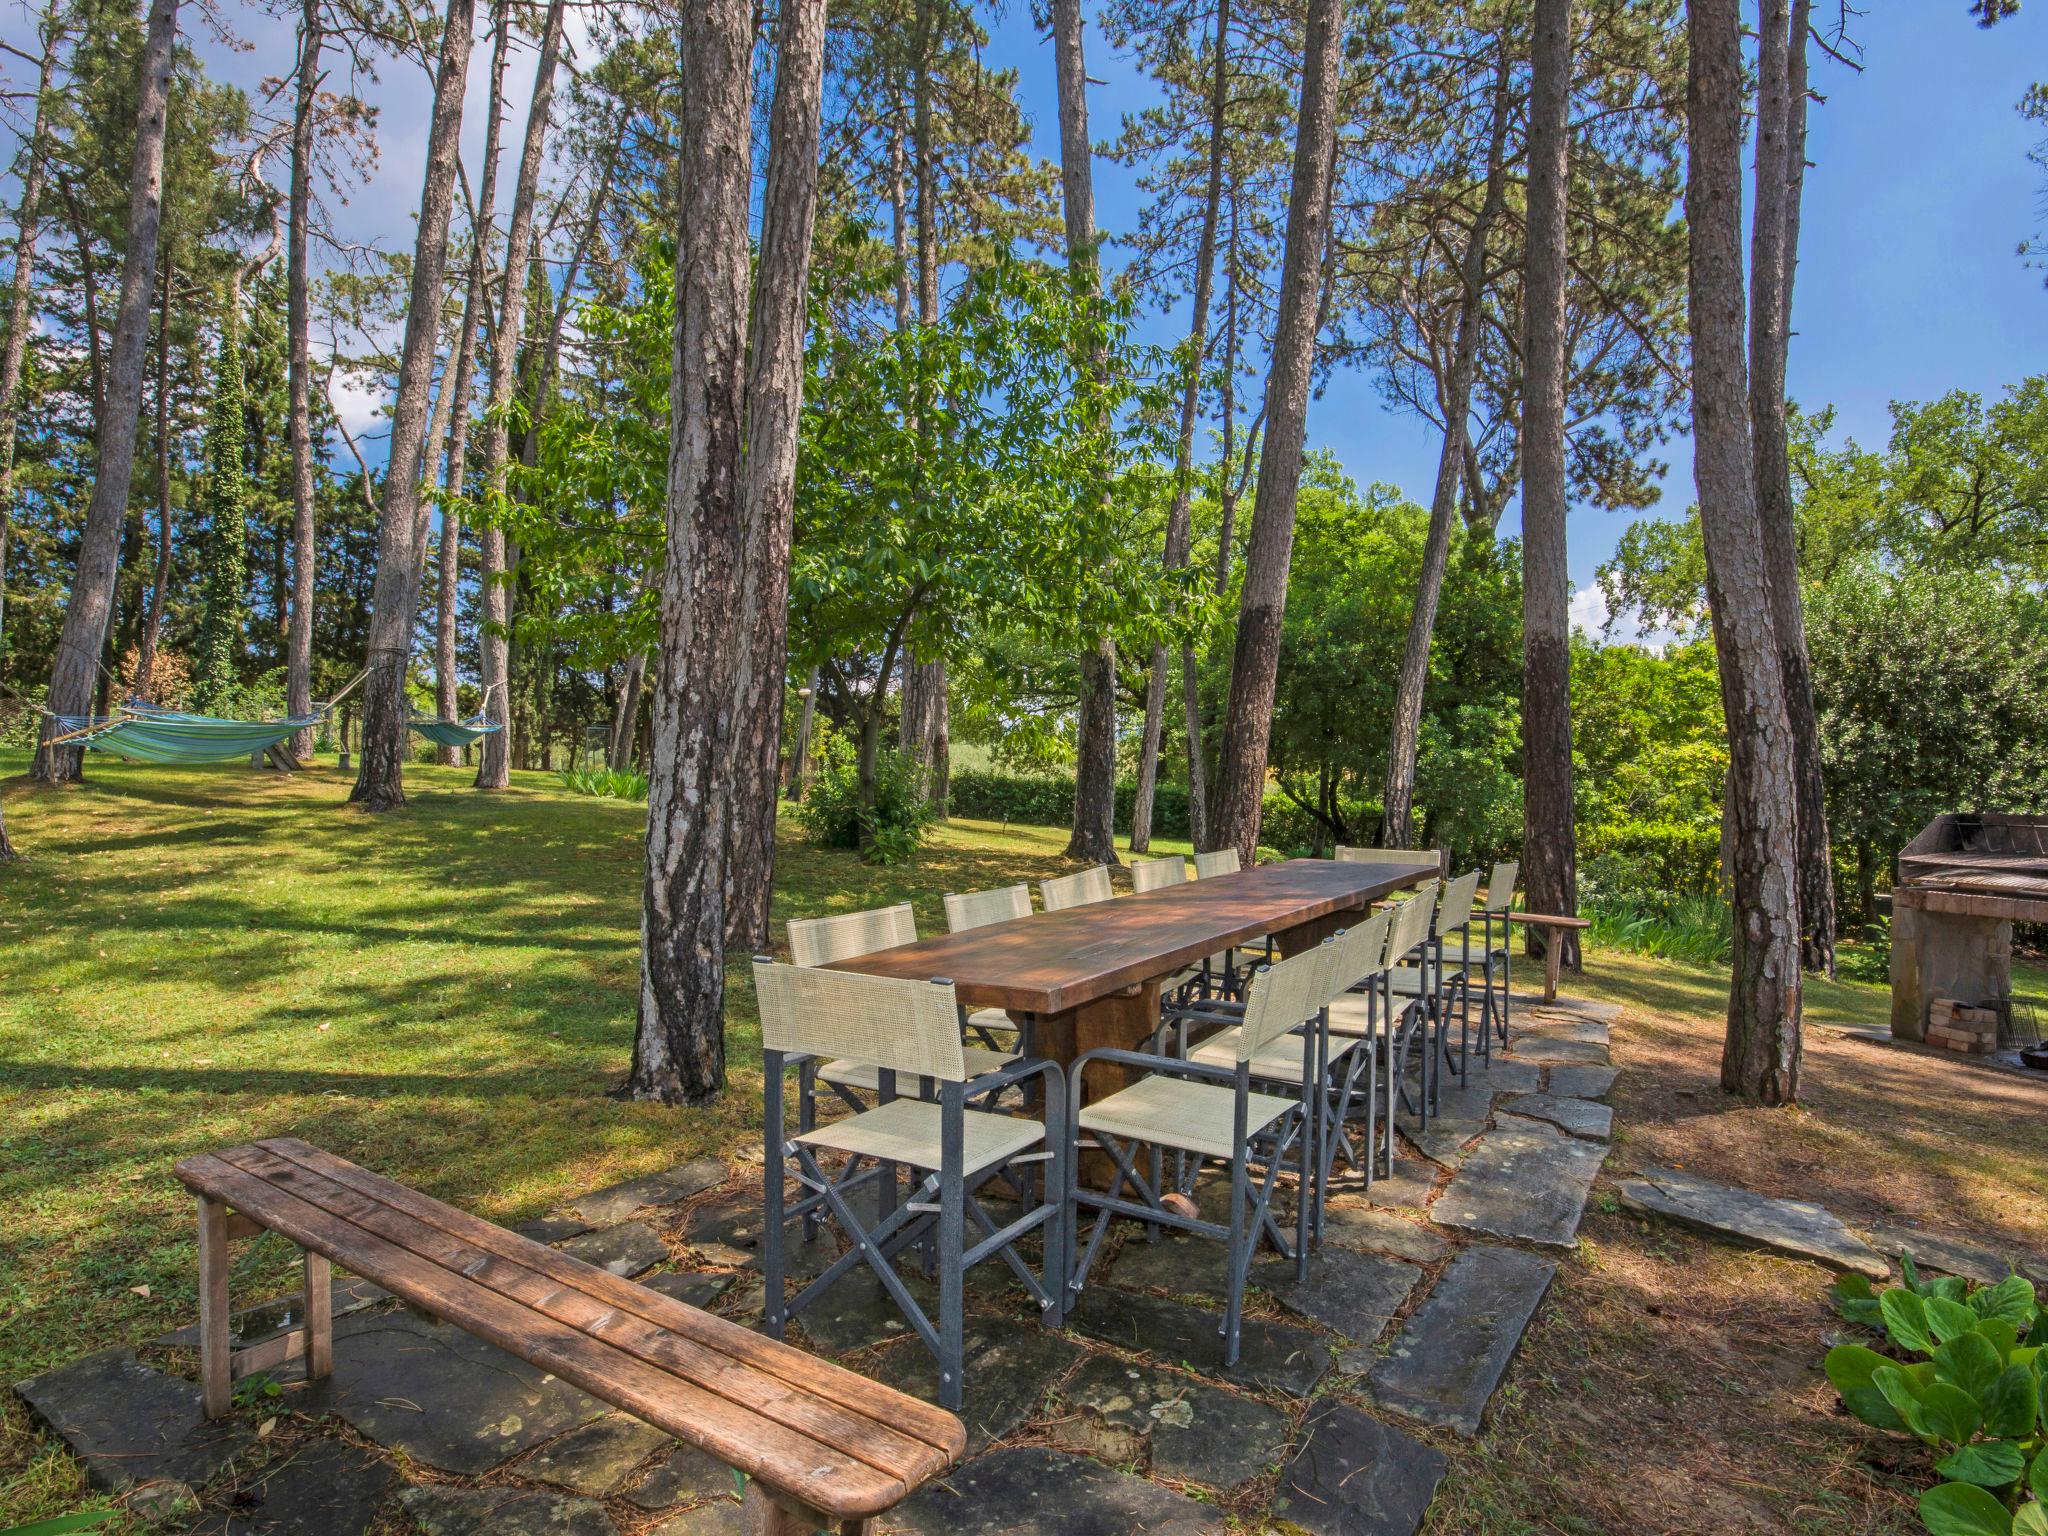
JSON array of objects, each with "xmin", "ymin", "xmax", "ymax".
[
  {"xmin": 741, "ymin": 1480, "xmax": 873, "ymax": 1534},
  {"xmin": 197, "ymin": 1195, "xmax": 232, "ymax": 1418},
  {"xmin": 1544, "ymin": 938, "xmax": 1562, "ymax": 1004},
  {"xmin": 303, "ymin": 1248, "xmax": 333, "ymax": 1380}
]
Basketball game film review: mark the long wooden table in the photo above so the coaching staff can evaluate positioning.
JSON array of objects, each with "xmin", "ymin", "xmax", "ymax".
[{"xmin": 830, "ymin": 858, "xmax": 1438, "ymax": 1130}]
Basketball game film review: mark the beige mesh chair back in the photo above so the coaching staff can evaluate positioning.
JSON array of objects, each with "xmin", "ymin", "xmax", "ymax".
[
  {"xmin": 1040, "ymin": 865, "xmax": 1113, "ymax": 911},
  {"xmin": 1334, "ymin": 845, "xmax": 1429, "ymax": 867},
  {"xmin": 1129, "ymin": 856, "xmax": 1189, "ymax": 893},
  {"xmin": 943, "ymin": 883, "xmax": 1032, "ymax": 933},
  {"xmin": 1238, "ymin": 942, "xmax": 1339, "ymax": 1056},
  {"xmin": 1325, "ymin": 908, "xmax": 1393, "ymax": 998},
  {"xmin": 1483, "ymin": 860, "xmax": 1520, "ymax": 914},
  {"xmin": 786, "ymin": 902, "xmax": 916, "ymax": 967},
  {"xmin": 755, "ymin": 962, "xmax": 967, "ymax": 1081},
  {"xmin": 1193, "ymin": 849, "xmax": 1240, "ymax": 879},
  {"xmin": 1438, "ymin": 869, "xmax": 1483, "ymax": 937},
  {"xmin": 1385, "ymin": 881, "xmax": 1439, "ymax": 967}
]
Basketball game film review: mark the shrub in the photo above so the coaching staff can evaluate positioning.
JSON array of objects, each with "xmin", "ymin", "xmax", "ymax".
[
  {"xmin": 797, "ymin": 738, "xmax": 936, "ymax": 864},
  {"xmin": 945, "ymin": 768, "xmax": 1362, "ymax": 856},
  {"xmin": 1825, "ymin": 1262, "xmax": 2047, "ymax": 1535},
  {"xmin": 560, "ymin": 766, "xmax": 649, "ymax": 800}
]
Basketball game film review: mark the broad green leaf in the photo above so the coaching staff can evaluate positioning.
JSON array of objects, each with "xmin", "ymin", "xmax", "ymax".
[
  {"xmin": 0, "ymin": 1517, "xmax": 116, "ymax": 1536},
  {"xmin": 1842, "ymin": 1385, "xmax": 1907, "ymax": 1432},
  {"xmin": 2032, "ymin": 1444, "xmax": 2048, "ymax": 1501},
  {"xmin": 1877, "ymin": 1365, "xmax": 1934, "ymax": 1438},
  {"xmin": 1980, "ymin": 1320, "xmax": 2023, "ymax": 1360},
  {"xmin": 1904, "ymin": 1251, "xmax": 1927, "ymax": 1292},
  {"xmin": 1930, "ymin": 1296, "xmax": 1987, "ymax": 1345},
  {"xmin": 1975, "ymin": 1276, "xmax": 2040, "ymax": 1329},
  {"xmin": 1920, "ymin": 1481, "xmax": 2014, "ymax": 1536},
  {"xmin": 1983, "ymin": 1365, "xmax": 2040, "ymax": 1438},
  {"xmin": 1921, "ymin": 1381, "xmax": 1986, "ymax": 1444},
  {"xmin": 2013, "ymin": 1502, "xmax": 2048, "ymax": 1536},
  {"xmin": 1937, "ymin": 1332, "xmax": 2007, "ymax": 1400},
  {"xmin": 1937, "ymin": 1439, "xmax": 2028, "ymax": 1488},
  {"xmin": 1826, "ymin": 1343, "xmax": 1895, "ymax": 1395},
  {"xmin": 1885, "ymin": 1289, "xmax": 1936, "ymax": 1354},
  {"xmin": 1934, "ymin": 1277, "xmax": 1975, "ymax": 1306}
]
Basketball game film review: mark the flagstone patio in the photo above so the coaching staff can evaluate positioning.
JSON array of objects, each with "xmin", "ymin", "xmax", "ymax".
[{"xmin": 14, "ymin": 994, "xmax": 1632, "ymax": 1535}]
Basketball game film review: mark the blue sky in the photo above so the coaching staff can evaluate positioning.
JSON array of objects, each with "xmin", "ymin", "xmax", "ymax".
[{"xmin": 5, "ymin": 0, "xmax": 2042, "ymax": 615}]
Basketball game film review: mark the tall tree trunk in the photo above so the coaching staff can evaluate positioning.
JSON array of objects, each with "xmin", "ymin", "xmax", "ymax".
[
  {"xmin": 627, "ymin": 0, "xmax": 756, "ymax": 1105},
  {"xmin": 1188, "ymin": 205, "xmax": 1247, "ymax": 849},
  {"xmin": 1209, "ymin": 0, "xmax": 1343, "ymax": 864},
  {"xmin": 284, "ymin": 0, "xmax": 323, "ymax": 760},
  {"xmin": 431, "ymin": 24, "xmax": 508, "ymax": 768},
  {"xmin": 0, "ymin": 4, "xmax": 63, "ymax": 666},
  {"xmin": 1051, "ymin": 0, "xmax": 1119, "ymax": 864},
  {"xmin": 1519, "ymin": 0, "xmax": 1578, "ymax": 961},
  {"xmin": 1750, "ymin": 0, "xmax": 1833, "ymax": 975},
  {"xmin": 136, "ymin": 259, "xmax": 173, "ymax": 697},
  {"xmin": 609, "ymin": 648, "xmax": 647, "ymax": 770},
  {"xmin": 785, "ymin": 664, "xmax": 819, "ymax": 796},
  {"xmin": 1134, "ymin": 0, "xmax": 1231, "ymax": 854},
  {"xmin": 901, "ymin": 26, "xmax": 949, "ymax": 808},
  {"xmin": 347, "ymin": 0, "xmax": 476, "ymax": 810},
  {"xmin": 1688, "ymin": 0, "xmax": 1802, "ymax": 1103},
  {"xmin": 1381, "ymin": 48, "xmax": 1511, "ymax": 848},
  {"xmin": 476, "ymin": 0, "xmax": 557, "ymax": 791},
  {"xmin": 724, "ymin": 0, "xmax": 827, "ymax": 953},
  {"xmin": 34, "ymin": 0, "xmax": 178, "ymax": 784}
]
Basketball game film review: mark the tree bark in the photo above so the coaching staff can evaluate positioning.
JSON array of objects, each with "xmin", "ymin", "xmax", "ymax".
[
  {"xmin": 34, "ymin": 0, "xmax": 178, "ymax": 784},
  {"xmin": 1381, "ymin": 49, "xmax": 1511, "ymax": 849},
  {"xmin": 1519, "ymin": 0, "xmax": 1578, "ymax": 962},
  {"xmin": 347, "ymin": 0, "xmax": 476, "ymax": 811},
  {"xmin": 901, "ymin": 15, "xmax": 949, "ymax": 808},
  {"xmin": 724, "ymin": 0, "xmax": 828, "ymax": 953},
  {"xmin": 1208, "ymin": 0, "xmax": 1344, "ymax": 864},
  {"xmin": 626, "ymin": 0, "xmax": 756, "ymax": 1105},
  {"xmin": 1750, "ymin": 0, "xmax": 1834, "ymax": 975},
  {"xmin": 474, "ymin": 0, "xmax": 564, "ymax": 791},
  {"xmin": 1688, "ymin": 0, "xmax": 1803, "ymax": 1104},
  {"xmin": 1051, "ymin": 0, "xmax": 1120, "ymax": 864},
  {"xmin": 1133, "ymin": 0, "xmax": 1232, "ymax": 855},
  {"xmin": 608, "ymin": 648, "xmax": 647, "ymax": 770},
  {"xmin": 785, "ymin": 664, "xmax": 819, "ymax": 796},
  {"xmin": 136, "ymin": 259, "xmax": 173, "ymax": 698},
  {"xmin": 284, "ymin": 0, "xmax": 323, "ymax": 760}
]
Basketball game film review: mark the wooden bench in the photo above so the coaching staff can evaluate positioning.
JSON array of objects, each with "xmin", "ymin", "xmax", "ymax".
[
  {"xmin": 173, "ymin": 1138, "xmax": 964, "ymax": 1534},
  {"xmin": 1505, "ymin": 910, "xmax": 1593, "ymax": 1002}
]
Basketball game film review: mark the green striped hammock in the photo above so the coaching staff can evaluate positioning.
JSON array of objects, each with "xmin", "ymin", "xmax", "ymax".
[
  {"xmin": 48, "ymin": 706, "xmax": 325, "ymax": 765},
  {"xmin": 408, "ymin": 716, "xmax": 502, "ymax": 748}
]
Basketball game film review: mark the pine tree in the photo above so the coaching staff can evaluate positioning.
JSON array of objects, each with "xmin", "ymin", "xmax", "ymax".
[{"xmin": 189, "ymin": 319, "xmax": 247, "ymax": 711}]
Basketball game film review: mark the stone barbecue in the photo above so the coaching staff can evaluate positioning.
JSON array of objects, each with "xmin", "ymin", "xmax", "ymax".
[{"xmin": 1890, "ymin": 812, "xmax": 2048, "ymax": 1056}]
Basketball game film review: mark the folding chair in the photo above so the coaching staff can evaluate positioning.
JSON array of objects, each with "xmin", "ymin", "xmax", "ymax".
[
  {"xmin": 1360, "ymin": 883, "xmax": 1439, "ymax": 1131},
  {"xmin": 1388, "ymin": 870, "xmax": 1482, "ymax": 1108},
  {"xmin": 1472, "ymin": 860, "xmax": 1519, "ymax": 1046},
  {"xmin": 940, "ymin": 884, "xmax": 1038, "ymax": 1052},
  {"xmin": 1040, "ymin": 865, "xmax": 1113, "ymax": 911},
  {"xmin": 757, "ymin": 962, "xmax": 1067, "ymax": 1413},
  {"xmin": 1190, "ymin": 846, "xmax": 1271, "ymax": 993},
  {"xmin": 1333, "ymin": 844, "xmax": 1434, "ymax": 867},
  {"xmin": 1192, "ymin": 848, "xmax": 1241, "ymax": 879},
  {"xmin": 1308, "ymin": 910, "xmax": 1397, "ymax": 1197},
  {"xmin": 1065, "ymin": 943, "xmax": 1327, "ymax": 1367},
  {"xmin": 1129, "ymin": 855, "xmax": 1189, "ymax": 892}
]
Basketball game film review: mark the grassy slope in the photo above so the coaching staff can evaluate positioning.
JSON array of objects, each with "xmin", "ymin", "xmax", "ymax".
[{"xmin": 4, "ymin": 751, "xmax": 2039, "ymax": 1534}]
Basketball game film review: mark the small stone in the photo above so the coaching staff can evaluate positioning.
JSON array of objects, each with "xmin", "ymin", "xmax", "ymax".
[
  {"xmin": 1618, "ymin": 1167, "xmax": 1890, "ymax": 1278},
  {"xmin": 641, "ymin": 1271, "xmax": 735, "ymax": 1310},
  {"xmin": 12, "ymin": 1349, "xmax": 253, "ymax": 1492},
  {"xmin": 1861, "ymin": 1222, "xmax": 2039, "ymax": 1288},
  {"xmin": 1368, "ymin": 1245, "xmax": 1557, "ymax": 1436},
  {"xmin": 397, "ymin": 1483, "xmax": 617, "ymax": 1536},
  {"xmin": 558, "ymin": 1221, "xmax": 669, "ymax": 1278},
  {"xmin": 1320, "ymin": 1201, "xmax": 1449, "ymax": 1265},
  {"xmin": 514, "ymin": 1216, "xmax": 592, "ymax": 1246},
  {"xmin": 870, "ymin": 1326, "xmax": 1085, "ymax": 1454},
  {"xmin": 122, "ymin": 1479, "xmax": 196, "ymax": 1523},
  {"xmin": 1050, "ymin": 1356, "xmax": 1291, "ymax": 1488},
  {"xmin": 189, "ymin": 1439, "xmax": 394, "ymax": 1536},
  {"xmin": 1255, "ymin": 1247, "xmax": 1423, "ymax": 1344},
  {"xmin": 567, "ymin": 1161, "xmax": 726, "ymax": 1226},
  {"xmin": 627, "ymin": 1444, "xmax": 741, "ymax": 1510},
  {"xmin": 1067, "ymin": 1286, "xmax": 1332, "ymax": 1397},
  {"xmin": 520, "ymin": 1415, "xmax": 669, "ymax": 1497},
  {"xmin": 1432, "ymin": 1120, "xmax": 1605, "ymax": 1249},
  {"xmin": 889, "ymin": 1447, "xmax": 1225, "ymax": 1535},
  {"xmin": 1543, "ymin": 1064, "xmax": 1619, "ymax": 1101},
  {"xmin": 1500, "ymin": 1092, "xmax": 1613, "ymax": 1142},
  {"xmin": 1273, "ymin": 1402, "xmax": 1449, "ymax": 1535}
]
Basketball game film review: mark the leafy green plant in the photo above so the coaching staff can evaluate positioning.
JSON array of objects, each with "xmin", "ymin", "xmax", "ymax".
[
  {"xmin": 558, "ymin": 767, "xmax": 649, "ymax": 801},
  {"xmin": 1825, "ymin": 1261, "xmax": 2047, "ymax": 1534},
  {"xmin": 796, "ymin": 736, "xmax": 936, "ymax": 864}
]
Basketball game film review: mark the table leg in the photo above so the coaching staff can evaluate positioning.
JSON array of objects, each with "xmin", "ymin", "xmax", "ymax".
[{"xmin": 1027, "ymin": 980, "xmax": 1163, "ymax": 1187}]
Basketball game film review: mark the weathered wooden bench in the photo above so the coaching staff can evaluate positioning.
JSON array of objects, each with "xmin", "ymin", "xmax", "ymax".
[
  {"xmin": 173, "ymin": 1138, "xmax": 965, "ymax": 1534},
  {"xmin": 1505, "ymin": 909, "xmax": 1594, "ymax": 1003}
]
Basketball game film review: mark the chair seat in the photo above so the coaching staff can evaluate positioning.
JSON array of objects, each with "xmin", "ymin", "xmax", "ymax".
[
  {"xmin": 1189, "ymin": 1026, "xmax": 1358, "ymax": 1084},
  {"xmin": 794, "ymin": 1096, "xmax": 1042, "ymax": 1178},
  {"xmin": 1325, "ymin": 993, "xmax": 1378, "ymax": 1038},
  {"xmin": 820, "ymin": 1048, "xmax": 1020, "ymax": 1093},
  {"xmin": 1078, "ymin": 1074, "xmax": 1293, "ymax": 1161}
]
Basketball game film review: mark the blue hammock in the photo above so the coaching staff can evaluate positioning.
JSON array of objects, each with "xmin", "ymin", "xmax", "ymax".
[
  {"xmin": 48, "ymin": 706, "xmax": 326, "ymax": 765},
  {"xmin": 408, "ymin": 715, "xmax": 502, "ymax": 748}
]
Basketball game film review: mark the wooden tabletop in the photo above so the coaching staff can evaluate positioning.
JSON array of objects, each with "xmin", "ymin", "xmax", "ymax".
[{"xmin": 829, "ymin": 857, "xmax": 1438, "ymax": 1015}]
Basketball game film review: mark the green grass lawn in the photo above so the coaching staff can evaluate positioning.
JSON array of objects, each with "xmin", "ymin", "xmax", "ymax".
[{"xmin": 0, "ymin": 750, "xmax": 1961, "ymax": 1530}]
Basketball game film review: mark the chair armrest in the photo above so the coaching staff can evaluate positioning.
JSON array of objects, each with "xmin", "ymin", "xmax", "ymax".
[{"xmin": 1068, "ymin": 1046, "xmax": 1242, "ymax": 1089}]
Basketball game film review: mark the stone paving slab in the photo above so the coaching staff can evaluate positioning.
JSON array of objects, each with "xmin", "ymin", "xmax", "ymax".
[
  {"xmin": 1500, "ymin": 1092, "xmax": 1613, "ymax": 1142},
  {"xmin": 1618, "ymin": 1167, "xmax": 1889, "ymax": 1278},
  {"xmin": 648, "ymin": 1500, "xmax": 746, "ymax": 1536},
  {"xmin": 1859, "ymin": 1221, "xmax": 2045, "ymax": 1287},
  {"xmin": 13, "ymin": 1348, "xmax": 254, "ymax": 1492},
  {"xmin": 888, "ymin": 1447, "xmax": 1226, "ymax": 1535},
  {"xmin": 1367, "ymin": 1245, "xmax": 1557, "ymax": 1436},
  {"xmin": 870, "ymin": 1323, "xmax": 1086, "ymax": 1455},
  {"xmin": 1515, "ymin": 1014, "xmax": 1611, "ymax": 1049},
  {"xmin": 1364, "ymin": 1155, "xmax": 1440, "ymax": 1210},
  {"xmin": 1259, "ymin": 1247, "xmax": 1423, "ymax": 1344},
  {"xmin": 1050, "ymin": 1355, "xmax": 1292, "ymax": 1489},
  {"xmin": 189, "ymin": 1439, "xmax": 394, "ymax": 1536},
  {"xmin": 641, "ymin": 1270, "xmax": 735, "ymax": 1309},
  {"xmin": 518, "ymin": 1414, "xmax": 669, "ymax": 1496},
  {"xmin": 557, "ymin": 1220, "xmax": 669, "ymax": 1278},
  {"xmin": 1432, "ymin": 1121, "xmax": 1605, "ymax": 1249},
  {"xmin": 152, "ymin": 1276, "xmax": 387, "ymax": 1353},
  {"xmin": 294, "ymin": 1310, "xmax": 605, "ymax": 1474},
  {"xmin": 1505, "ymin": 1034, "xmax": 1610, "ymax": 1066},
  {"xmin": 566, "ymin": 1160, "xmax": 726, "ymax": 1226},
  {"xmin": 397, "ymin": 1484, "xmax": 616, "ymax": 1536},
  {"xmin": 1067, "ymin": 1286, "xmax": 1333, "ymax": 1397},
  {"xmin": 514, "ymin": 1216, "xmax": 593, "ymax": 1245},
  {"xmin": 1511, "ymin": 995, "xmax": 1621, "ymax": 1023},
  {"xmin": 1321, "ymin": 1199, "xmax": 1450, "ymax": 1265},
  {"xmin": 1446, "ymin": 1056, "xmax": 1543, "ymax": 1096},
  {"xmin": 626, "ymin": 1444, "xmax": 741, "ymax": 1510},
  {"xmin": 1543, "ymin": 1064, "xmax": 1620, "ymax": 1101},
  {"xmin": 1272, "ymin": 1401, "xmax": 1450, "ymax": 1535}
]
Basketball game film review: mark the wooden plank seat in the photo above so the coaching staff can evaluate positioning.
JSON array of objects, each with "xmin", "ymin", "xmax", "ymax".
[{"xmin": 173, "ymin": 1137, "xmax": 964, "ymax": 1533}]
